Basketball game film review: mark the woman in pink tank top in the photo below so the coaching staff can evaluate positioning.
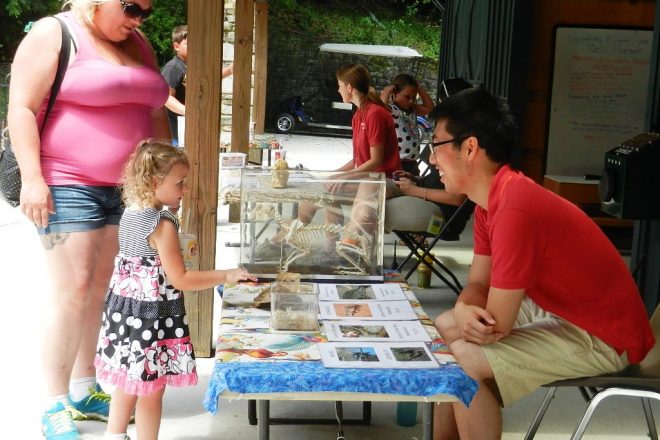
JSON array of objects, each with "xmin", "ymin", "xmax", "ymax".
[{"xmin": 7, "ymin": 1, "xmax": 169, "ymax": 439}]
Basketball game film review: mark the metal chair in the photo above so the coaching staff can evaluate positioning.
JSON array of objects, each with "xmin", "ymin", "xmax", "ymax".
[
  {"xmin": 524, "ymin": 306, "xmax": 660, "ymax": 439},
  {"xmin": 385, "ymin": 196, "xmax": 475, "ymax": 295}
]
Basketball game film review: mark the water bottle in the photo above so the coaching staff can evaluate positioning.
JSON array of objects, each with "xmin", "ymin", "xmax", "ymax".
[
  {"xmin": 417, "ymin": 253, "xmax": 434, "ymax": 289},
  {"xmin": 396, "ymin": 401, "xmax": 418, "ymax": 427}
]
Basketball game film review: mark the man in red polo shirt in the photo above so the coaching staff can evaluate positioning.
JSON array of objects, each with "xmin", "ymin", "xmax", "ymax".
[{"xmin": 430, "ymin": 87, "xmax": 655, "ymax": 440}]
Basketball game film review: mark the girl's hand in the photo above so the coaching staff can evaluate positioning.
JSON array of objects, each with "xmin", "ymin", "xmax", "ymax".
[{"xmin": 225, "ymin": 268, "xmax": 257, "ymax": 284}]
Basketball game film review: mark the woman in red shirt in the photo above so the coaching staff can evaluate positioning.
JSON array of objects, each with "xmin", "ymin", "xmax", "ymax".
[
  {"xmin": 312, "ymin": 64, "xmax": 402, "ymax": 238},
  {"xmin": 335, "ymin": 64, "xmax": 401, "ymax": 178},
  {"xmin": 255, "ymin": 65, "xmax": 401, "ymax": 268}
]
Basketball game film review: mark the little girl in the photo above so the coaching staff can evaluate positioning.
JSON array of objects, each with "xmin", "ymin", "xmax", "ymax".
[
  {"xmin": 380, "ymin": 73, "xmax": 434, "ymax": 175},
  {"xmin": 95, "ymin": 140, "xmax": 254, "ymax": 440}
]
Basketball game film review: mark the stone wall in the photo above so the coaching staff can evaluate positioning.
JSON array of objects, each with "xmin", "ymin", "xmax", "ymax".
[
  {"xmin": 220, "ymin": 1, "xmax": 439, "ymax": 137},
  {"xmin": 265, "ymin": 25, "xmax": 438, "ymax": 132}
]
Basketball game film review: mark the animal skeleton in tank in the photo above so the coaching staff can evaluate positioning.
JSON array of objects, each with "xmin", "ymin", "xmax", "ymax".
[{"xmin": 247, "ymin": 203, "xmax": 371, "ymax": 274}]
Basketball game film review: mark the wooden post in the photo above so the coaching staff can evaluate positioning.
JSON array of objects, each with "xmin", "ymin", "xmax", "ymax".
[
  {"xmin": 253, "ymin": 1, "xmax": 269, "ymax": 134},
  {"xmin": 232, "ymin": 0, "xmax": 255, "ymax": 154},
  {"xmin": 182, "ymin": 0, "xmax": 224, "ymax": 357},
  {"xmin": 229, "ymin": 0, "xmax": 255, "ymax": 223}
]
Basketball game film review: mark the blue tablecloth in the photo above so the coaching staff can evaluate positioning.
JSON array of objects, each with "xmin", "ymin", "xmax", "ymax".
[
  {"xmin": 205, "ymin": 275, "xmax": 478, "ymax": 415},
  {"xmin": 204, "ymin": 360, "xmax": 477, "ymax": 414}
]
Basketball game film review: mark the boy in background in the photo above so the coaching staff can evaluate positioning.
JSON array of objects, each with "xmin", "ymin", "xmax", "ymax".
[
  {"xmin": 161, "ymin": 25, "xmax": 234, "ymax": 146},
  {"xmin": 161, "ymin": 25, "xmax": 188, "ymax": 146}
]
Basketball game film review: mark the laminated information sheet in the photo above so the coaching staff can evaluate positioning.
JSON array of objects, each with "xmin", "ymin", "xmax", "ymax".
[
  {"xmin": 319, "ymin": 300, "xmax": 418, "ymax": 320},
  {"xmin": 319, "ymin": 342, "xmax": 439, "ymax": 369},
  {"xmin": 322, "ymin": 320, "xmax": 431, "ymax": 342},
  {"xmin": 318, "ymin": 283, "xmax": 407, "ymax": 301}
]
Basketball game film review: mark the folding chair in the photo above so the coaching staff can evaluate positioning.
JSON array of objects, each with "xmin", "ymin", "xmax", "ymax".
[
  {"xmin": 385, "ymin": 196, "xmax": 475, "ymax": 295},
  {"xmin": 524, "ymin": 305, "xmax": 660, "ymax": 439},
  {"xmin": 385, "ymin": 77, "xmax": 476, "ymax": 293}
]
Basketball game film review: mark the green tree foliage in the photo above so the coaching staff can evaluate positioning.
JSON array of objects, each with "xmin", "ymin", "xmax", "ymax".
[
  {"xmin": 140, "ymin": 1, "xmax": 187, "ymax": 67},
  {"xmin": 0, "ymin": 0, "xmax": 186, "ymax": 65},
  {"xmin": 2, "ymin": 0, "xmax": 436, "ymax": 63},
  {"xmin": 270, "ymin": 0, "xmax": 441, "ymax": 59},
  {"xmin": 1, "ymin": 0, "xmax": 62, "ymax": 62}
]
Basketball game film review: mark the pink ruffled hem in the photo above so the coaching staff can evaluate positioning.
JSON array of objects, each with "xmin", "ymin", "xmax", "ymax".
[{"xmin": 95, "ymin": 358, "xmax": 198, "ymax": 396}]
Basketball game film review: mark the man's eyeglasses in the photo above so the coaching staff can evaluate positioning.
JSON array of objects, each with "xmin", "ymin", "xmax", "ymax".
[
  {"xmin": 119, "ymin": 0, "xmax": 153, "ymax": 21},
  {"xmin": 430, "ymin": 137, "xmax": 468, "ymax": 155}
]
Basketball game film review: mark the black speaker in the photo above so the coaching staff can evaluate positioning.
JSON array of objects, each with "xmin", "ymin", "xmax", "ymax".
[{"xmin": 599, "ymin": 132, "xmax": 660, "ymax": 219}]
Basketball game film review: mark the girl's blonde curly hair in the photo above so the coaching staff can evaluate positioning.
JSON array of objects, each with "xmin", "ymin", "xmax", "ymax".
[{"xmin": 121, "ymin": 140, "xmax": 189, "ymax": 208}]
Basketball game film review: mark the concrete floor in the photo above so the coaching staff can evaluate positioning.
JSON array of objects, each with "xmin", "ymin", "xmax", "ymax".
[{"xmin": 1, "ymin": 133, "xmax": 657, "ymax": 439}]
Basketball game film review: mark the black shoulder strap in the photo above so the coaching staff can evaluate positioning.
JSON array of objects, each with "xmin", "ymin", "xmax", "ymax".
[{"xmin": 40, "ymin": 16, "xmax": 72, "ymax": 135}]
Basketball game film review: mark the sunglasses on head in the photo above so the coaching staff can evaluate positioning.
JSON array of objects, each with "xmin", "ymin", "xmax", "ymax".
[{"xmin": 118, "ymin": 0, "xmax": 153, "ymax": 21}]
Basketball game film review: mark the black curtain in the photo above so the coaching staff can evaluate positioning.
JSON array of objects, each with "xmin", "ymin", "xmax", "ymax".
[
  {"xmin": 632, "ymin": 0, "xmax": 660, "ymax": 315},
  {"xmin": 438, "ymin": 0, "xmax": 533, "ymax": 168}
]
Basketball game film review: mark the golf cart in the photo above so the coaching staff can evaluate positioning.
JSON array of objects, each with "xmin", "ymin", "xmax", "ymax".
[{"xmin": 273, "ymin": 43, "xmax": 431, "ymax": 137}]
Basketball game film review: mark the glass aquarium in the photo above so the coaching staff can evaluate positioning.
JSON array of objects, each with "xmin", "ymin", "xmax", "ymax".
[
  {"xmin": 270, "ymin": 281, "xmax": 319, "ymax": 333},
  {"xmin": 239, "ymin": 169, "xmax": 386, "ymax": 282}
]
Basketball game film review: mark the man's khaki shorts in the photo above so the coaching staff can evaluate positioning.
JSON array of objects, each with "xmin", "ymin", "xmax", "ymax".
[{"xmin": 481, "ymin": 297, "xmax": 627, "ymax": 406}]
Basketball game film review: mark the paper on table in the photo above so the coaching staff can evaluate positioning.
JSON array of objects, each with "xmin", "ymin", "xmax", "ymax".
[
  {"xmin": 219, "ymin": 315, "xmax": 271, "ymax": 333},
  {"xmin": 221, "ymin": 303, "xmax": 271, "ymax": 317},
  {"xmin": 319, "ymin": 300, "xmax": 418, "ymax": 321},
  {"xmin": 221, "ymin": 283, "xmax": 271, "ymax": 307},
  {"xmin": 322, "ymin": 320, "xmax": 431, "ymax": 342},
  {"xmin": 319, "ymin": 341, "xmax": 439, "ymax": 369},
  {"xmin": 215, "ymin": 331, "xmax": 326, "ymax": 363},
  {"xmin": 318, "ymin": 283, "xmax": 407, "ymax": 301}
]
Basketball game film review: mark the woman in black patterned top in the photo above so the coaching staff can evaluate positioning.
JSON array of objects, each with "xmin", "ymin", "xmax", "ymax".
[{"xmin": 380, "ymin": 73, "xmax": 434, "ymax": 175}]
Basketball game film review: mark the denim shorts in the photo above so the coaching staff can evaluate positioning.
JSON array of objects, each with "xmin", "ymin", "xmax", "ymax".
[{"xmin": 37, "ymin": 185, "xmax": 123, "ymax": 235}]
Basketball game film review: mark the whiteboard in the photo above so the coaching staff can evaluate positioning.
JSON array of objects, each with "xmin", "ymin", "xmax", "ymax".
[{"xmin": 545, "ymin": 26, "xmax": 653, "ymax": 175}]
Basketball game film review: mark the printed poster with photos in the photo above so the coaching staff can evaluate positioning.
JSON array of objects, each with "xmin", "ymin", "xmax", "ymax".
[
  {"xmin": 319, "ymin": 300, "xmax": 418, "ymax": 320},
  {"xmin": 319, "ymin": 342, "xmax": 440, "ymax": 369},
  {"xmin": 318, "ymin": 283, "xmax": 407, "ymax": 301},
  {"xmin": 322, "ymin": 320, "xmax": 432, "ymax": 342}
]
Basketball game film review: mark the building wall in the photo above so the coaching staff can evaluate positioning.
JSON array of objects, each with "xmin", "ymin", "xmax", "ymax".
[
  {"xmin": 520, "ymin": 0, "xmax": 656, "ymax": 181},
  {"xmin": 221, "ymin": 0, "xmax": 656, "ymax": 170}
]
